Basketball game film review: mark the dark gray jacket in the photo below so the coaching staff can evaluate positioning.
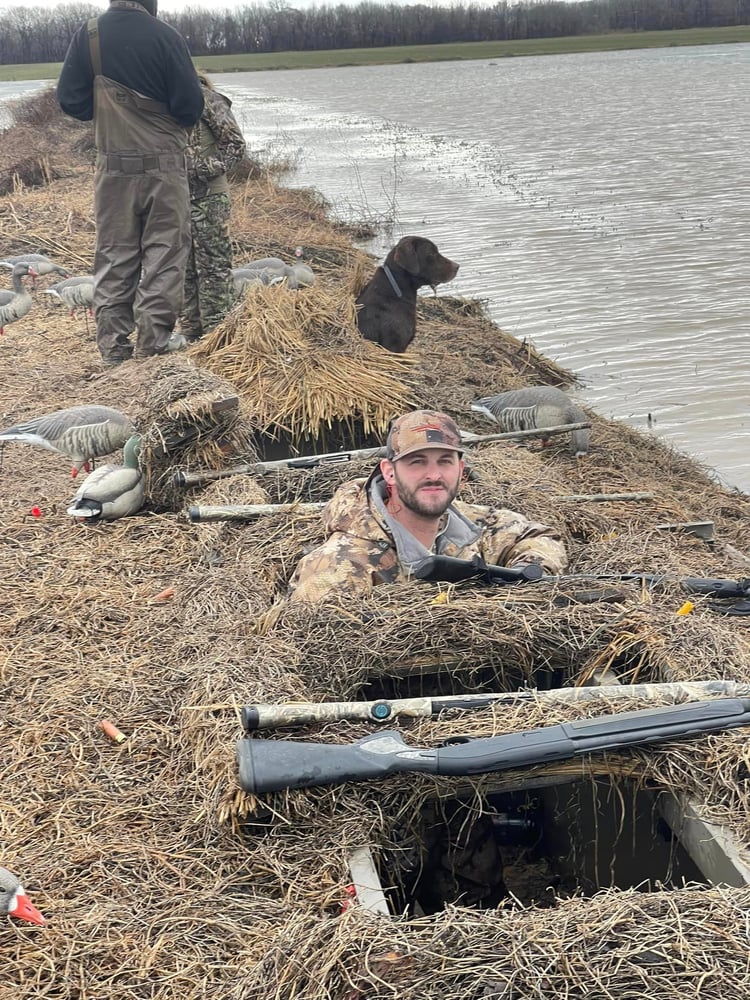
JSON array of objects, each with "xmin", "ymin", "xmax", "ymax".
[{"xmin": 57, "ymin": 0, "xmax": 203, "ymax": 128}]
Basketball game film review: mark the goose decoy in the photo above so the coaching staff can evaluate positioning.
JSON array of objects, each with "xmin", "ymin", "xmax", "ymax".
[
  {"xmin": 291, "ymin": 246, "xmax": 315, "ymax": 287},
  {"xmin": 231, "ymin": 266, "xmax": 286, "ymax": 296},
  {"xmin": 43, "ymin": 275, "xmax": 94, "ymax": 317},
  {"xmin": 232, "ymin": 251, "xmax": 315, "ymax": 295},
  {"xmin": 67, "ymin": 434, "xmax": 144, "ymax": 522},
  {"xmin": 0, "ymin": 263, "xmax": 37, "ymax": 334},
  {"xmin": 0, "ymin": 253, "xmax": 70, "ymax": 281},
  {"xmin": 0, "ymin": 404, "xmax": 136, "ymax": 478},
  {"xmin": 0, "ymin": 866, "xmax": 45, "ymax": 926},
  {"xmin": 472, "ymin": 386, "xmax": 590, "ymax": 457}
]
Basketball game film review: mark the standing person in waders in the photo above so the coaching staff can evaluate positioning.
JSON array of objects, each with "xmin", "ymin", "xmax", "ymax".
[
  {"xmin": 57, "ymin": 0, "xmax": 204, "ymax": 366},
  {"xmin": 179, "ymin": 71, "xmax": 246, "ymax": 344}
]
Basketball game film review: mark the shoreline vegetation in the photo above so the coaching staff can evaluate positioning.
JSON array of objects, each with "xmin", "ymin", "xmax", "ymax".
[{"xmin": 0, "ymin": 25, "xmax": 748, "ymax": 81}]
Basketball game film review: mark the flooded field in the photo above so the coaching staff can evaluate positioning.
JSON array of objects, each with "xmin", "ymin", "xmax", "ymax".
[
  {"xmin": 2, "ymin": 44, "xmax": 748, "ymax": 491},
  {"xmin": 216, "ymin": 44, "xmax": 749, "ymax": 493}
]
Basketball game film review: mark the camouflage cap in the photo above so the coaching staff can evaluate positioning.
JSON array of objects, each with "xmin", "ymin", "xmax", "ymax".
[{"xmin": 386, "ymin": 410, "xmax": 463, "ymax": 461}]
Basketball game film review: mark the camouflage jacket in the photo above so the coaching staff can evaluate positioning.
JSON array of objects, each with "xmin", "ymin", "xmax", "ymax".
[
  {"xmin": 287, "ymin": 475, "xmax": 568, "ymax": 604},
  {"xmin": 186, "ymin": 86, "xmax": 246, "ymax": 199}
]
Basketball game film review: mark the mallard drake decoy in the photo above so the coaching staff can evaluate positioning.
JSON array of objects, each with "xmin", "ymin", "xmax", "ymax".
[
  {"xmin": 472, "ymin": 386, "xmax": 590, "ymax": 457},
  {"xmin": 43, "ymin": 275, "xmax": 94, "ymax": 317},
  {"xmin": 67, "ymin": 434, "xmax": 144, "ymax": 522},
  {"xmin": 0, "ymin": 866, "xmax": 45, "ymax": 925},
  {"xmin": 0, "ymin": 404, "xmax": 136, "ymax": 478},
  {"xmin": 0, "ymin": 263, "xmax": 37, "ymax": 334},
  {"xmin": 0, "ymin": 252, "xmax": 70, "ymax": 281}
]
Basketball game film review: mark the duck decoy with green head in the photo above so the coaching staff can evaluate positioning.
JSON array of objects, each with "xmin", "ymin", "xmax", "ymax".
[{"xmin": 67, "ymin": 434, "xmax": 145, "ymax": 523}]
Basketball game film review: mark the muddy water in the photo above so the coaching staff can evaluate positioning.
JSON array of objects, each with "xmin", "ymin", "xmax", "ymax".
[
  {"xmin": 4, "ymin": 49, "xmax": 748, "ymax": 491},
  {"xmin": 214, "ymin": 44, "xmax": 749, "ymax": 493}
]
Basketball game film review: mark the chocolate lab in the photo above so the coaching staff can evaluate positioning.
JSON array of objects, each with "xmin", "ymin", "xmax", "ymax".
[{"xmin": 356, "ymin": 236, "xmax": 459, "ymax": 353}]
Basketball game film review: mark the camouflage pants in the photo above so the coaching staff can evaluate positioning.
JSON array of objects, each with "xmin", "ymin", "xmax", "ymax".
[{"xmin": 180, "ymin": 193, "xmax": 235, "ymax": 340}]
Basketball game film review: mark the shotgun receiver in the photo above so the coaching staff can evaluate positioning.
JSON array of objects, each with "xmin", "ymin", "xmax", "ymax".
[
  {"xmin": 237, "ymin": 697, "xmax": 750, "ymax": 794},
  {"xmin": 414, "ymin": 554, "xmax": 543, "ymax": 584}
]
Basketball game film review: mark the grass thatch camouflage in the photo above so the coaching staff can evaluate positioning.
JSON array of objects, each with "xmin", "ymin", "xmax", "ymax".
[{"xmin": 3, "ymin": 86, "xmax": 750, "ymax": 1000}]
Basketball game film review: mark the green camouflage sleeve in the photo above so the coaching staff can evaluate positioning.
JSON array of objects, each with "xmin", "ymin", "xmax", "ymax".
[{"xmin": 188, "ymin": 90, "xmax": 247, "ymax": 185}]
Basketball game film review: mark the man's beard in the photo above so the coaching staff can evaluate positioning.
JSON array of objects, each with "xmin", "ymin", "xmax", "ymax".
[{"xmin": 392, "ymin": 467, "xmax": 460, "ymax": 518}]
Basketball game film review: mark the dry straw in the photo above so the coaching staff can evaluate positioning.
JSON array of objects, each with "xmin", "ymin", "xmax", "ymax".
[
  {"xmin": 3, "ymin": 86, "xmax": 750, "ymax": 1000},
  {"xmin": 189, "ymin": 282, "xmax": 419, "ymax": 444}
]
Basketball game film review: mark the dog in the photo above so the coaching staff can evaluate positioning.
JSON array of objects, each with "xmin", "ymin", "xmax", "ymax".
[{"xmin": 355, "ymin": 236, "xmax": 459, "ymax": 353}]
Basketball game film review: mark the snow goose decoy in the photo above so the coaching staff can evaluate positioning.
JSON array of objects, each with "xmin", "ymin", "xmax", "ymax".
[
  {"xmin": 43, "ymin": 275, "xmax": 95, "ymax": 317},
  {"xmin": 0, "ymin": 404, "xmax": 136, "ymax": 478},
  {"xmin": 472, "ymin": 386, "xmax": 590, "ymax": 457},
  {"xmin": 0, "ymin": 262, "xmax": 37, "ymax": 334},
  {"xmin": 0, "ymin": 866, "xmax": 45, "ymax": 926},
  {"xmin": 67, "ymin": 433, "xmax": 144, "ymax": 522},
  {"xmin": 0, "ymin": 253, "xmax": 70, "ymax": 282}
]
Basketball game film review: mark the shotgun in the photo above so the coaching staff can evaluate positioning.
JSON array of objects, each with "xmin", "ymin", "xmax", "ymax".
[
  {"xmin": 413, "ymin": 554, "xmax": 750, "ymax": 603},
  {"xmin": 237, "ymin": 697, "xmax": 750, "ymax": 794},
  {"xmin": 173, "ymin": 446, "xmax": 386, "ymax": 488},
  {"xmin": 186, "ymin": 495, "xmax": 653, "ymax": 524},
  {"xmin": 240, "ymin": 679, "xmax": 749, "ymax": 731},
  {"xmin": 173, "ymin": 422, "xmax": 591, "ymax": 489}
]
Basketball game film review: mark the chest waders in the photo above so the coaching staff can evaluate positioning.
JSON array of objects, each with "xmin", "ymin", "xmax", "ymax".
[{"xmin": 88, "ymin": 3, "xmax": 191, "ymax": 362}]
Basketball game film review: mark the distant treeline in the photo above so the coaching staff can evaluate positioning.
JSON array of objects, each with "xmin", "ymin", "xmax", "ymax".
[{"xmin": 1, "ymin": 0, "xmax": 748, "ymax": 64}]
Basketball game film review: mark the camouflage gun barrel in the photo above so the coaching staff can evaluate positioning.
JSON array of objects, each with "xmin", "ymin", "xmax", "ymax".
[
  {"xmin": 240, "ymin": 680, "xmax": 750, "ymax": 731},
  {"xmin": 188, "ymin": 502, "xmax": 325, "ymax": 523}
]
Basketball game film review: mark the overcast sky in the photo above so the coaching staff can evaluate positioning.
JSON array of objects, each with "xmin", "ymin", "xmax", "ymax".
[{"xmin": 0, "ymin": 0, "xmax": 504, "ymax": 8}]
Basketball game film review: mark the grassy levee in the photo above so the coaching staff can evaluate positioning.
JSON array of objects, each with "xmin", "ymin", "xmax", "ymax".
[{"xmin": 1, "ymin": 25, "xmax": 749, "ymax": 81}]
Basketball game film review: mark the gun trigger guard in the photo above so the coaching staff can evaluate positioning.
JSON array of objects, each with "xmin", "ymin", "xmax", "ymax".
[{"xmin": 469, "ymin": 554, "xmax": 493, "ymax": 585}]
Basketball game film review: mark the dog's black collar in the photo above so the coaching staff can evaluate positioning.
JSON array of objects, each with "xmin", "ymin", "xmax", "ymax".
[{"xmin": 382, "ymin": 265, "xmax": 403, "ymax": 299}]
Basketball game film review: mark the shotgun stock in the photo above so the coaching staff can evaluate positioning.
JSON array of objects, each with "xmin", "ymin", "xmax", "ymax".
[
  {"xmin": 237, "ymin": 697, "xmax": 750, "ymax": 794},
  {"xmin": 414, "ymin": 554, "xmax": 543, "ymax": 584}
]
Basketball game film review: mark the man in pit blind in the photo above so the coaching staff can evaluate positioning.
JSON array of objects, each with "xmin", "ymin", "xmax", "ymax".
[{"xmin": 287, "ymin": 409, "xmax": 568, "ymax": 603}]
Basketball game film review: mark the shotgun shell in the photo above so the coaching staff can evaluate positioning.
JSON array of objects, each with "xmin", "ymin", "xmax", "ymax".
[{"xmin": 98, "ymin": 719, "xmax": 127, "ymax": 743}]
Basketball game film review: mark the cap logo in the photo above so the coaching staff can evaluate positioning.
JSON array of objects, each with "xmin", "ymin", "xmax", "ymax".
[{"xmin": 411, "ymin": 422, "xmax": 447, "ymax": 439}]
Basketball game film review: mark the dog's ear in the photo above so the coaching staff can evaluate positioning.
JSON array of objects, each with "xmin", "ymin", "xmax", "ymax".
[{"xmin": 393, "ymin": 237, "xmax": 422, "ymax": 275}]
